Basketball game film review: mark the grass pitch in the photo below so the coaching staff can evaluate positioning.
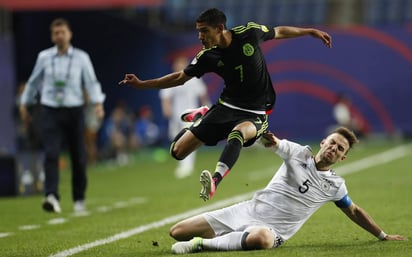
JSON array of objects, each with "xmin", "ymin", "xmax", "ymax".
[{"xmin": 0, "ymin": 139, "xmax": 411, "ymax": 257}]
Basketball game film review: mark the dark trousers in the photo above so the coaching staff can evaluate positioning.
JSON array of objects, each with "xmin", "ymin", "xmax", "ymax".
[{"xmin": 41, "ymin": 106, "xmax": 87, "ymax": 202}]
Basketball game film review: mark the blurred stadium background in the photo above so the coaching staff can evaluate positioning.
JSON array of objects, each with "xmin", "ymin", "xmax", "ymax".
[
  {"xmin": 0, "ymin": 0, "xmax": 411, "ymax": 194},
  {"xmin": 0, "ymin": 2, "xmax": 411, "ymax": 256}
]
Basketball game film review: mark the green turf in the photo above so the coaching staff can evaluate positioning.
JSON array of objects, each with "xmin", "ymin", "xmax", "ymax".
[{"xmin": 0, "ymin": 140, "xmax": 411, "ymax": 257}]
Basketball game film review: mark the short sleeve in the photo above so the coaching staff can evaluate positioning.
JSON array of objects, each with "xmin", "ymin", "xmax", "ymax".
[
  {"xmin": 248, "ymin": 22, "xmax": 275, "ymax": 42},
  {"xmin": 275, "ymin": 139, "xmax": 308, "ymax": 161}
]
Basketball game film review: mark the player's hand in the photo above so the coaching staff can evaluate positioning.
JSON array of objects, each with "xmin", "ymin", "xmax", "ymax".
[
  {"xmin": 19, "ymin": 105, "xmax": 32, "ymax": 123},
  {"xmin": 383, "ymin": 234, "xmax": 407, "ymax": 241},
  {"xmin": 260, "ymin": 131, "xmax": 277, "ymax": 148},
  {"xmin": 94, "ymin": 103, "xmax": 105, "ymax": 120},
  {"xmin": 311, "ymin": 29, "xmax": 332, "ymax": 48},
  {"xmin": 118, "ymin": 74, "xmax": 141, "ymax": 87}
]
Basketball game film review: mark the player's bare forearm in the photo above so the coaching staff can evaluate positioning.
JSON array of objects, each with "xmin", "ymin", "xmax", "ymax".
[
  {"xmin": 119, "ymin": 71, "xmax": 191, "ymax": 89},
  {"xmin": 343, "ymin": 204, "xmax": 382, "ymax": 237},
  {"xmin": 274, "ymin": 26, "xmax": 308, "ymax": 38},
  {"xmin": 341, "ymin": 203, "xmax": 406, "ymax": 241},
  {"xmin": 274, "ymin": 26, "xmax": 332, "ymax": 48}
]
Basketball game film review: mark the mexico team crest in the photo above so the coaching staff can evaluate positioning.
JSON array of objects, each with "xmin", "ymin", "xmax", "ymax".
[{"xmin": 242, "ymin": 43, "xmax": 254, "ymax": 56}]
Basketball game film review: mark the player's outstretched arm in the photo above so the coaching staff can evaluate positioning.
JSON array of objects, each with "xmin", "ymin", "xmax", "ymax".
[
  {"xmin": 259, "ymin": 131, "xmax": 280, "ymax": 150},
  {"xmin": 274, "ymin": 26, "xmax": 332, "ymax": 48},
  {"xmin": 340, "ymin": 203, "xmax": 407, "ymax": 241},
  {"xmin": 118, "ymin": 70, "xmax": 192, "ymax": 89}
]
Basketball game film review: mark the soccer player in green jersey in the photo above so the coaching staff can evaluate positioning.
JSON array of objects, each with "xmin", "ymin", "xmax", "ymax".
[{"xmin": 119, "ymin": 8, "xmax": 331, "ymax": 201}]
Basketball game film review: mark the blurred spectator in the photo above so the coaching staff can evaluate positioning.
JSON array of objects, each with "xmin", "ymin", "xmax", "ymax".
[
  {"xmin": 15, "ymin": 81, "xmax": 44, "ymax": 195},
  {"xmin": 19, "ymin": 18, "xmax": 105, "ymax": 213},
  {"xmin": 103, "ymin": 101, "xmax": 137, "ymax": 165},
  {"xmin": 134, "ymin": 105, "xmax": 160, "ymax": 147},
  {"xmin": 159, "ymin": 56, "xmax": 210, "ymax": 179},
  {"xmin": 84, "ymin": 91, "xmax": 103, "ymax": 165},
  {"xmin": 332, "ymin": 93, "xmax": 369, "ymax": 138}
]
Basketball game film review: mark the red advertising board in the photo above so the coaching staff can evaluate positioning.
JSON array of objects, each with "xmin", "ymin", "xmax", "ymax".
[{"xmin": 0, "ymin": 0, "xmax": 164, "ymax": 10}]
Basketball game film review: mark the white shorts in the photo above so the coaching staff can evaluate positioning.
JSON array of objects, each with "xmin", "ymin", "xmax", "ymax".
[{"xmin": 203, "ymin": 200, "xmax": 284, "ymax": 248}]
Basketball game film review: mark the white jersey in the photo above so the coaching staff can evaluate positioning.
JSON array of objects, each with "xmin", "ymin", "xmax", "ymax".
[
  {"xmin": 159, "ymin": 77, "xmax": 207, "ymax": 138},
  {"xmin": 252, "ymin": 139, "xmax": 348, "ymax": 240}
]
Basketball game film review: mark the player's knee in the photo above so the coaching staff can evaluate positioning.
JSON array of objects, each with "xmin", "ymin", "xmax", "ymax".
[
  {"xmin": 170, "ymin": 142, "xmax": 184, "ymax": 160},
  {"xmin": 169, "ymin": 223, "xmax": 186, "ymax": 241},
  {"xmin": 169, "ymin": 224, "xmax": 179, "ymax": 239},
  {"xmin": 245, "ymin": 229, "xmax": 275, "ymax": 250}
]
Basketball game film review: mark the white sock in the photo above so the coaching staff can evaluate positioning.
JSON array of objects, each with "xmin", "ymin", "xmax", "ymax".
[
  {"xmin": 215, "ymin": 162, "xmax": 230, "ymax": 177},
  {"xmin": 202, "ymin": 232, "xmax": 246, "ymax": 251}
]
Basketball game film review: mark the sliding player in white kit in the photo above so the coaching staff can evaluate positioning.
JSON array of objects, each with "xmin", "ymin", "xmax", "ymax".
[{"xmin": 169, "ymin": 127, "xmax": 406, "ymax": 254}]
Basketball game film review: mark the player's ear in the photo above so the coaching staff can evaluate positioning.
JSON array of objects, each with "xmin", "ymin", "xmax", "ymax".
[
  {"xmin": 340, "ymin": 155, "xmax": 346, "ymax": 161},
  {"xmin": 320, "ymin": 139, "xmax": 325, "ymax": 147},
  {"xmin": 217, "ymin": 23, "xmax": 225, "ymax": 32}
]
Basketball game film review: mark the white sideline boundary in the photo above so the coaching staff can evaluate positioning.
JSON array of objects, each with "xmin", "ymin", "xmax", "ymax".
[{"xmin": 49, "ymin": 143, "xmax": 412, "ymax": 257}]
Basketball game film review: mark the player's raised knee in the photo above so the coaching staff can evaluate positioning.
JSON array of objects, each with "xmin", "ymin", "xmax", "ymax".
[
  {"xmin": 245, "ymin": 229, "xmax": 275, "ymax": 249},
  {"xmin": 169, "ymin": 224, "xmax": 181, "ymax": 239},
  {"xmin": 170, "ymin": 142, "xmax": 185, "ymax": 160},
  {"xmin": 169, "ymin": 223, "xmax": 189, "ymax": 241}
]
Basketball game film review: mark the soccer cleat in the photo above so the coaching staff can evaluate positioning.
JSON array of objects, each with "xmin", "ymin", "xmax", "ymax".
[
  {"xmin": 199, "ymin": 170, "xmax": 216, "ymax": 201},
  {"xmin": 171, "ymin": 237, "xmax": 203, "ymax": 254},
  {"xmin": 73, "ymin": 200, "xmax": 86, "ymax": 213},
  {"xmin": 180, "ymin": 106, "xmax": 209, "ymax": 122},
  {"xmin": 42, "ymin": 194, "xmax": 62, "ymax": 213}
]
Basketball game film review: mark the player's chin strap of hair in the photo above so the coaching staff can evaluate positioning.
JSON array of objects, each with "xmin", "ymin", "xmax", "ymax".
[{"xmin": 378, "ymin": 231, "xmax": 387, "ymax": 240}]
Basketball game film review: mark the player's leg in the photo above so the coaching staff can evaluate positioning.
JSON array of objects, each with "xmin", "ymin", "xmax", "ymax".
[
  {"xmin": 171, "ymin": 120, "xmax": 196, "ymax": 178},
  {"xmin": 214, "ymin": 121, "xmax": 256, "ymax": 182},
  {"xmin": 172, "ymin": 226, "xmax": 281, "ymax": 254},
  {"xmin": 171, "ymin": 202, "xmax": 281, "ymax": 254},
  {"xmin": 171, "ymin": 202, "xmax": 241, "ymax": 254},
  {"xmin": 198, "ymin": 121, "xmax": 254, "ymax": 201},
  {"xmin": 202, "ymin": 226, "xmax": 277, "ymax": 251},
  {"xmin": 40, "ymin": 106, "xmax": 63, "ymax": 213},
  {"xmin": 241, "ymin": 226, "xmax": 282, "ymax": 250},
  {"xmin": 66, "ymin": 107, "xmax": 87, "ymax": 212},
  {"xmin": 170, "ymin": 129, "xmax": 203, "ymax": 160},
  {"xmin": 170, "ymin": 214, "xmax": 215, "ymax": 241},
  {"xmin": 170, "ymin": 105, "xmax": 219, "ymax": 161},
  {"xmin": 200, "ymin": 114, "xmax": 268, "ymax": 200}
]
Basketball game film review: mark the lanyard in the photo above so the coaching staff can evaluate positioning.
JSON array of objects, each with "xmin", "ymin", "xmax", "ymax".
[{"xmin": 51, "ymin": 49, "xmax": 74, "ymax": 81}]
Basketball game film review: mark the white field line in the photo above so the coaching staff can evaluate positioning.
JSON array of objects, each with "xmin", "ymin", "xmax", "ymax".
[
  {"xmin": 337, "ymin": 144, "xmax": 412, "ymax": 176},
  {"xmin": 0, "ymin": 197, "xmax": 147, "ymax": 239},
  {"xmin": 49, "ymin": 194, "xmax": 252, "ymax": 257},
  {"xmin": 49, "ymin": 143, "xmax": 412, "ymax": 257},
  {"xmin": 249, "ymin": 143, "xmax": 412, "ymax": 180},
  {"xmin": 0, "ymin": 232, "xmax": 13, "ymax": 238},
  {"xmin": 18, "ymin": 224, "xmax": 41, "ymax": 231}
]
